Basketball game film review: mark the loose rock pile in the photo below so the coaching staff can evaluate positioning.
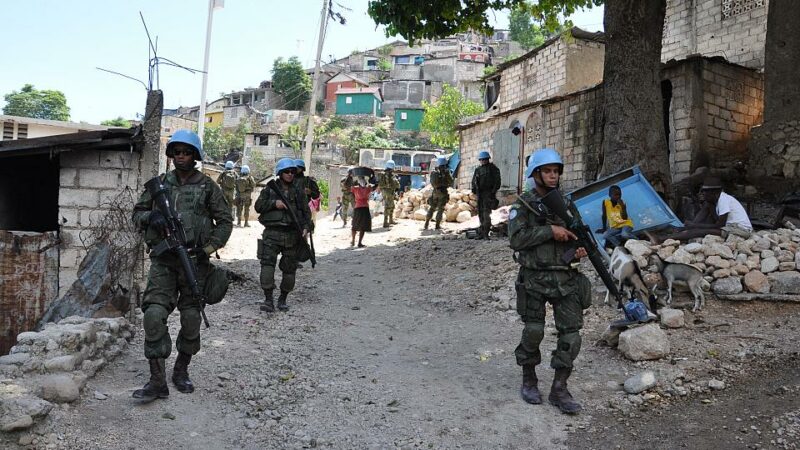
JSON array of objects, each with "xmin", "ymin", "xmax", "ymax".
[
  {"xmin": 395, "ymin": 187, "xmax": 477, "ymax": 223},
  {"xmin": 0, "ymin": 316, "xmax": 134, "ymax": 432},
  {"xmin": 624, "ymin": 227, "xmax": 800, "ymax": 296}
]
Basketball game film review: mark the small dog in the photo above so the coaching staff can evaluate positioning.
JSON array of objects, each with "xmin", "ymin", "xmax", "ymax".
[
  {"xmin": 605, "ymin": 247, "xmax": 650, "ymax": 307},
  {"xmin": 650, "ymin": 254, "xmax": 711, "ymax": 312}
]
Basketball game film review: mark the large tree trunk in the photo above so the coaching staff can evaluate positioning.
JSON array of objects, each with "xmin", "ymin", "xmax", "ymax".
[
  {"xmin": 746, "ymin": 0, "xmax": 800, "ymax": 195},
  {"xmin": 600, "ymin": 0, "xmax": 670, "ymax": 196}
]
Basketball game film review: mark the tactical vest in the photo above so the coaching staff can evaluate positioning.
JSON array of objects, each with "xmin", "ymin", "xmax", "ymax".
[
  {"xmin": 514, "ymin": 192, "xmax": 575, "ymax": 270},
  {"xmin": 219, "ymin": 171, "xmax": 236, "ymax": 190},
  {"xmin": 235, "ymin": 176, "xmax": 255, "ymax": 195},
  {"xmin": 259, "ymin": 183, "xmax": 300, "ymax": 228},
  {"xmin": 144, "ymin": 174, "xmax": 215, "ymax": 249},
  {"xmin": 430, "ymin": 170, "xmax": 450, "ymax": 191}
]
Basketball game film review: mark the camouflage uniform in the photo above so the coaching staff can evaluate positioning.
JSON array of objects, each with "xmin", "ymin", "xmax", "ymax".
[
  {"xmin": 508, "ymin": 190, "xmax": 591, "ymax": 370},
  {"xmin": 234, "ymin": 174, "xmax": 256, "ymax": 227},
  {"xmin": 425, "ymin": 168, "xmax": 453, "ymax": 229},
  {"xmin": 295, "ymin": 174, "xmax": 321, "ymax": 226},
  {"xmin": 216, "ymin": 170, "xmax": 237, "ymax": 216},
  {"xmin": 133, "ymin": 170, "xmax": 233, "ymax": 361},
  {"xmin": 378, "ymin": 171, "xmax": 400, "ymax": 227},
  {"xmin": 340, "ymin": 175, "xmax": 355, "ymax": 226},
  {"xmin": 471, "ymin": 162, "xmax": 502, "ymax": 238},
  {"xmin": 254, "ymin": 178, "xmax": 312, "ymax": 308}
]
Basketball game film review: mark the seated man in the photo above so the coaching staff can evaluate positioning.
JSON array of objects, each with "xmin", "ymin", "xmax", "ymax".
[
  {"xmin": 598, "ymin": 185, "xmax": 636, "ymax": 248},
  {"xmin": 649, "ymin": 175, "xmax": 752, "ymax": 243}
]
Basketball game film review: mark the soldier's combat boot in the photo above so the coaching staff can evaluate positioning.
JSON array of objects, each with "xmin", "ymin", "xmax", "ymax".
[
  {"xmin": 435, "ymin": 221, "xmax": 442, "ymax": 230},
  {"xmin": 383, "ymin": 217, "xmax": 389, "ymax": 228},
  {"xmin": 132, "ymin": 358, "xmax": 169, "ymax": 402},
  {"xmin": 236, "ymin": 219, "xmax": 241, "ymax": 227},
  {"xmin": 244, "ymin": 220, "xmax": 250, "ymax": 227},
  {"xmin": 520, "ymin": 364, "xmax": 542, "ymax": 404},
  {"xmin": 260, "ymin": 290, "xmax": 275, "ymax": 312},
  {"xmin": 424, "ymin": 219, "xmax": 430, "ymax": 230},
  {"xmin": 548, "ymin": 368, "xmax": 582, "ymax": 414},
  {"xmin": 172, "ymin": 352, "xmax": 195, "ymax": 393},
  {"xmin": 277, "ymin": 291, "xmax": 289, "ymax": 311}
]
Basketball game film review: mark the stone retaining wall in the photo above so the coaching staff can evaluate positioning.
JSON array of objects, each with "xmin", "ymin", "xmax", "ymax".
[{"xmin": 0, "ymin": 316, "xmax": 134, "ymax": 432}]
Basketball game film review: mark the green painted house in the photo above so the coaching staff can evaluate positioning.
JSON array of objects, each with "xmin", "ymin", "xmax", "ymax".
[
  {"xmin": 335, "ymin": 87, "xmax": 383, "ymax": 117},
  {"xmin": 394, "ymin": 108, "xmax": 424, "ymax": 132}
]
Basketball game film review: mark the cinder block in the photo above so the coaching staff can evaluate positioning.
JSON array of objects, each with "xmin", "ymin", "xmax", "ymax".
[
  {"xmin": 60, "ymin": 188, "xmax": 99, "ymax": 208},
  {"xmin": 59, "ymin": 208, "xmax": 80, "ymax": 227},
  {"xmin": 60, "ymin": 168, "xmax": 78, "ymax": 188},
  {"xmin": 99, "ymin": 151, "xmax": 135, "ymax": 169},
  {"xmin": 60, "ymin": 151, "xmax": 100, "ymax": 169}
]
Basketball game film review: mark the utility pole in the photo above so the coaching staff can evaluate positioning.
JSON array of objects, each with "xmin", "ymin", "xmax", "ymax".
[
  {"xmin": 197, "ymin": 0, "xmax": 224, "ymax": 144},
  {"xmin": 303, "ymin": 0, "xmax": 328, "ymax": 172}
]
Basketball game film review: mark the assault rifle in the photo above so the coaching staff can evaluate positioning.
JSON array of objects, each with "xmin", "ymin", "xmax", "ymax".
[
  {"xmin": 144, "ymin": 177, "xmax": 211, "ymax": 328},
  {"xmin": 540, "ymin": 189, "xmax": 624, "ymax": 309},
  {"xmin": 267, "ymin": 179, "xmax": 316, "ymax": 268}
]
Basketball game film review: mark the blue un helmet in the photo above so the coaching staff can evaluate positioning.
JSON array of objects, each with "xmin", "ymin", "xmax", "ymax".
[
  {"xmin": 225, "ymin": 161, "xmax": 234, "ymax": 170},
  {"xmin": 437, "ymin": 156, "xmax": 447, "ymax": 167},
  {"xmin": 166, "ymin": 129, "xmax": 204, "ymax": 160},
  {"xmin": 294, "ymin": 159, "xmax": 306, "ymax": 170},
  {"xmin": 478, "ymin": 150, "xmax": 491, "ymax": 160},
  {"xmin": 275, "ymin": 158, "xmax": 297, "ymax": 175},
  {"xmin": 241, "ymin": 165, "xmax": 250, "ymax": 175},
  {"xmin": 524, "ymin": 148, "xmax": 563, "ymax": 179},
  {"xmin": 385, "ymin": 160, "xmax": 396, "ymax": 170}
]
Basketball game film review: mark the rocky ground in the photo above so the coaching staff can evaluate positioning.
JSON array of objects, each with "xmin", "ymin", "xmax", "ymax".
[{"xmin": 1, "ymin": 213, "xmax": 799, "ymax": 449}]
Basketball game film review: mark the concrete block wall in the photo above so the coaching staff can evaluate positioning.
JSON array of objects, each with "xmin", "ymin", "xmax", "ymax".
[
  {"xmin": 58, "ymin": 150, "xmax": 141, "ymax": 292},
  {"xmin": 701, "ymin": 59, "xmax": 764, "ymax": 168},
  {"xmin": 458, "ymin": 86, "xmax": 604, "ymax": 192},
  {"xmin": 497, "ymin": 39, "xmax": 567, "ymax": 112},
  {"xmin": 662, "ymin": 0, "xmax": 768, "ymax": 69}
]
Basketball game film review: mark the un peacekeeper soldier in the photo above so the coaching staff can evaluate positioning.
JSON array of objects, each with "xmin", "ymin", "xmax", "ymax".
[
  {"xmin": 217, "ymin": 160, "xmax": 238, "ymax": 219},
  {"xmin": 508, "ymin": 147, "xmax": 591, "ymax": 415},
  {"xmin": 131, "ymin": 129, "xmax": 233, "ymax": 402},
  {"xmin": 294, "ymin": 159, "xmax": 321, "ymax": 225},
  {"xmin": 340, "ymin": 169, "xmax": 355, "ymax": 228},
  {"xmin": 425, "ymin": 156, "xmax": 453, "ymax": 230},
  {"xmin": 235, "ymin": 165, "xmax": 256, "ymax": 227},
  {"xmin": 471, "ymin": 150, "xmax": 502, "ymax": 239},
  {"xmin": 255, "ymin": 158, "xmax": 312, "ymax": 312},
  {"xmin": 378, "ymin": 160, "xmax": 401, "ymax": 228}
]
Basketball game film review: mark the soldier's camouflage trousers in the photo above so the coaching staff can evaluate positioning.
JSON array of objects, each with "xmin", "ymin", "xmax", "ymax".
[
  {"xmin": 514, "ymin": 268, "xmax": 592, "ymax": 369},
  {"xmin": 426, "ymin": 191, "xmax": 449, "ymax": 223},
  {"xmin": 258, "ymin": 227, "xmax": 300, "ymax": 294},
  {"xmin": 382, "ymin": 191, "xmax": 395, "ymax": 221},
  {"xmin": 222, "ymin": 190, "xmax": 235, "ymax": 215},
  {"xmin": 236, "ymin": 197, "xmax": 252, "ymax": 223},
  {"xmin": 341, "ymin": 198, "xmax": 352, "ymax": 222},
  {"xmin": 142, "ymin": 255, "xmax": 211, "ymax": 359}
]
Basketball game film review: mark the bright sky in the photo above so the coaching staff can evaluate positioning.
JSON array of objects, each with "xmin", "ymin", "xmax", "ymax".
[{"xmin": 0, "ymin": 1, "xmax": 603, "ymax": 125}]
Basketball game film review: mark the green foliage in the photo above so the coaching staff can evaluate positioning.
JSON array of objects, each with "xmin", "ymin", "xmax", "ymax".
[
  {"xmin": 247, "ymin": 149, "xmax": 271, "ymax": 180},
  {"xmin": 420, "ymin": 84, "xmax": 484, "ymax": 149},
  {"xmin": 367, "ymin": 0, "xmax": 600, "ymax": 43},
  {"xmin": 203, "ymin": 119, "xmax": 250, "ymax": 161},
  {"xmin": 317, "ymin": 179, "xmax": 330, "ymax": 210},
  {"xmin": 509, "ymin": 6, "xmax": 546, "ymax": 49},
  {"xmin": 3, "ymin": 84, "xmax": 70, "ymax": 121},
  {"xmin": 329, "ymin": 125, "xmax": 394, "ymax": 164},
  {"xmin": 101, "ymin": 117, "xmax": 131, "ymax": 127},
  {"xmin": 377, "ymin": 57, "xmax": 392, "ymax": 71},
  {"xmin": 271, "ymin": 56, "xmax": 312, "ymax": 111},
  {"xmin": 377, "ymin": 44, "xmax": 393, "ymax": 57},
  {"xmin": 482, "ymin": 66, "xmax": 498, "ymax": 78}
]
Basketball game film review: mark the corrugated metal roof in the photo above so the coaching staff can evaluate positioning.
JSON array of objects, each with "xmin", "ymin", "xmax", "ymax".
[{"xmin": 0, "ymin": 127, "xmax": 142, "ymax": 158}]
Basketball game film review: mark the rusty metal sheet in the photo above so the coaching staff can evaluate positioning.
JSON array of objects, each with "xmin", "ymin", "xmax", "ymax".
[{"xmin": 0, "ymin": 231, "xmax": 59, "ymax": 355}]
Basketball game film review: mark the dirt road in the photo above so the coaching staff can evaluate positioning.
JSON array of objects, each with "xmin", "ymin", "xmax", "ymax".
[{"xmin": 4, "ymin": 214, "xmax": 800, "ymax": 449}]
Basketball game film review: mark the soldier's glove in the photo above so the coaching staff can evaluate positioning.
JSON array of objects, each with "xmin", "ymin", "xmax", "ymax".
[
  {"xmin": 187, "ymin": 245, "xmax": 215, "ymax": 257},
  {"xmin": 148, "ymin": 211, "xmax": 167, "ymax": 230}
]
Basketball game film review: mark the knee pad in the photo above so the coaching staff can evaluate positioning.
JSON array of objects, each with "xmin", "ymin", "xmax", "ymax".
[
  {"xmin": 179, "ymin": 308, "xmax": 202, "ymax": 341},
  {"xmin": 143, "ymin": 304, "xmax": 169, "ymax": 343},
  {"xmin": 522, "ymin": 322, "xmax": 545, "ymax": 346}
]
